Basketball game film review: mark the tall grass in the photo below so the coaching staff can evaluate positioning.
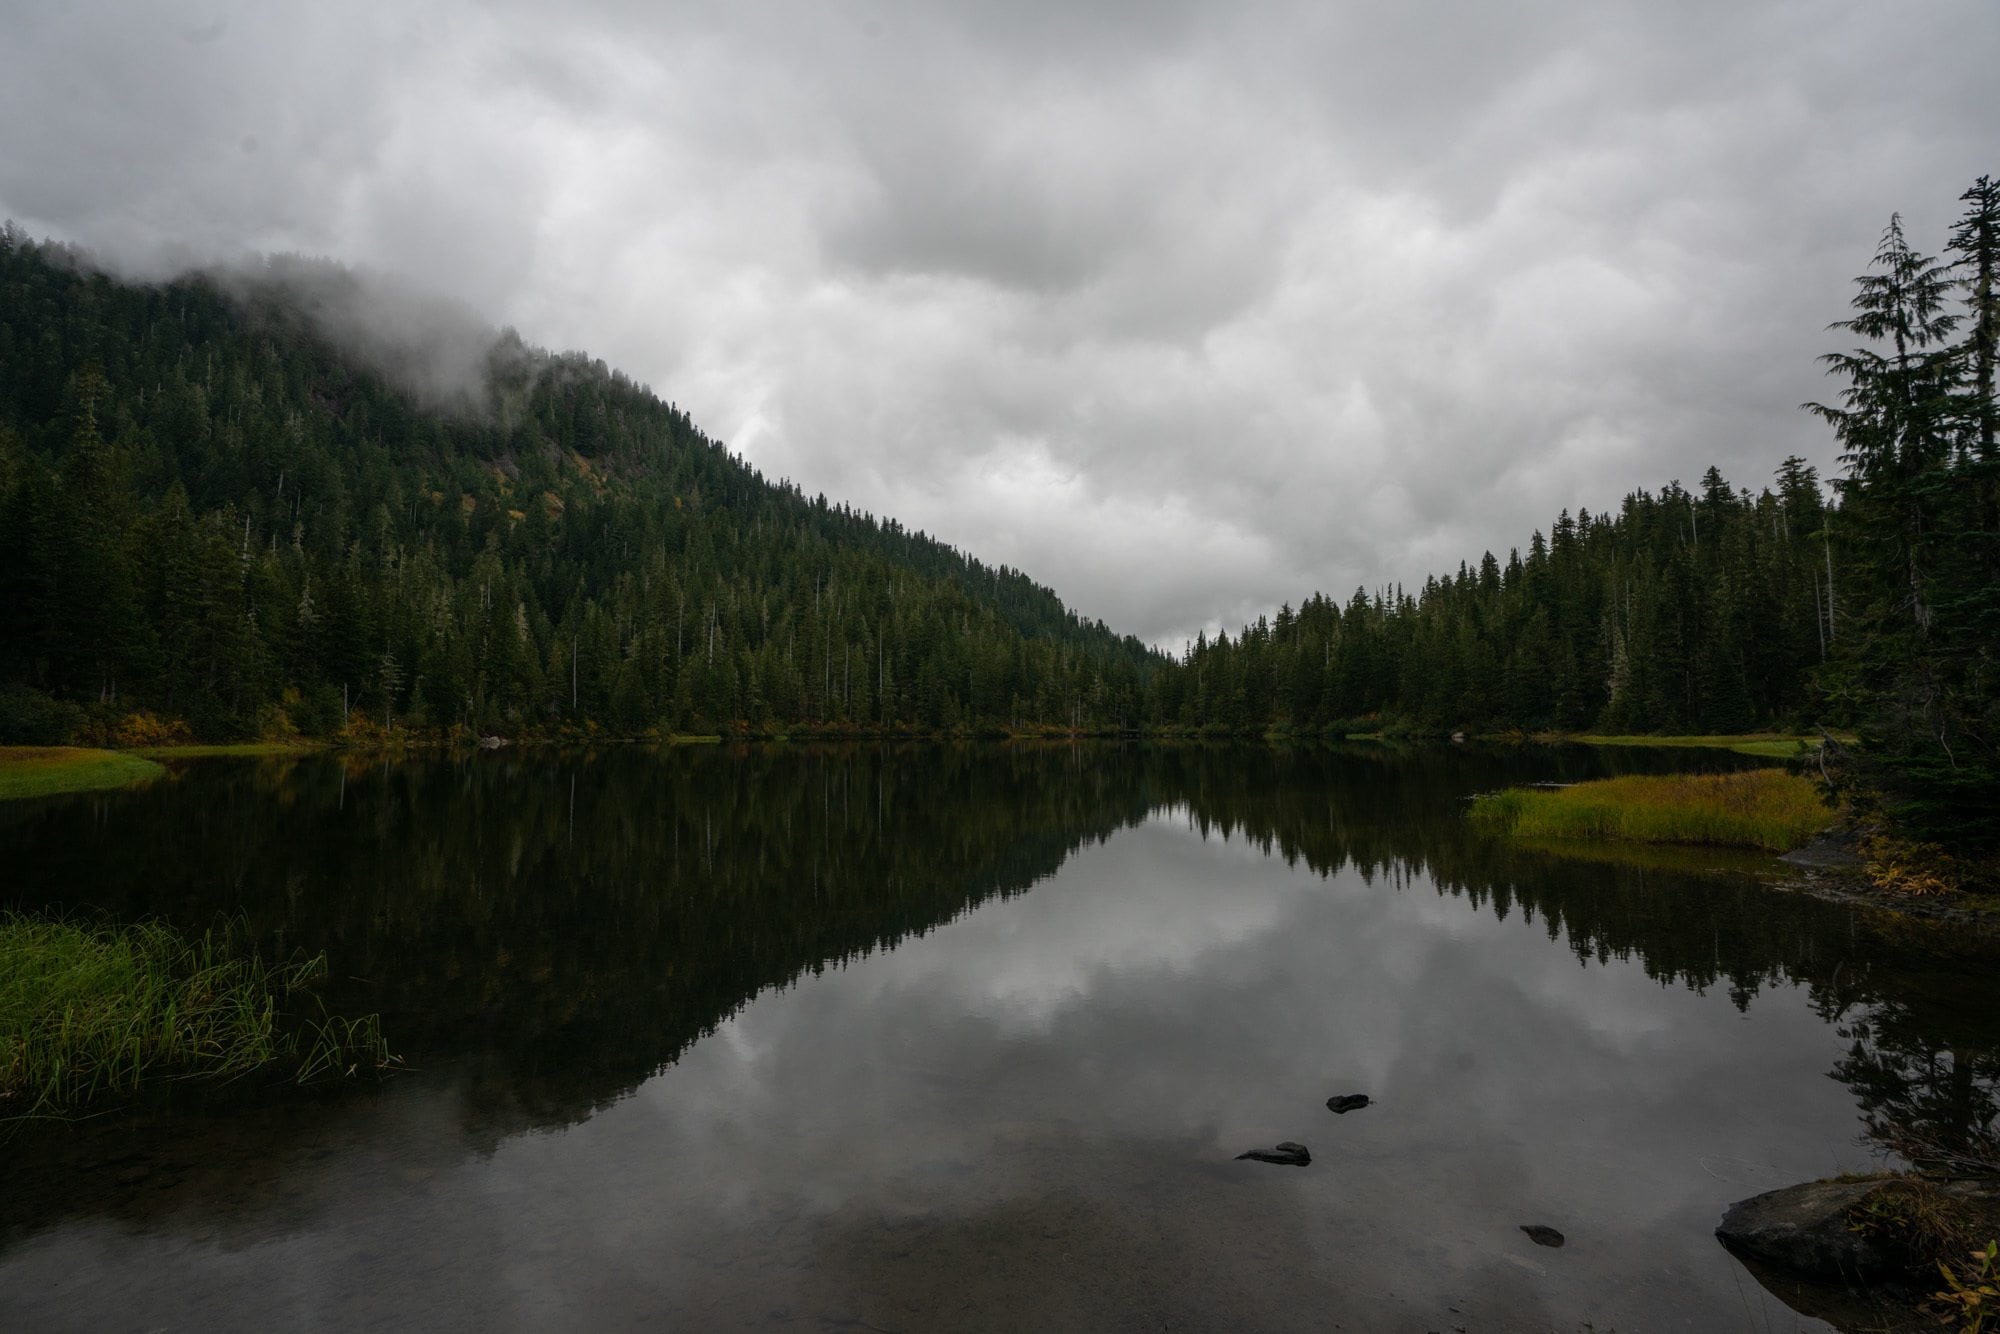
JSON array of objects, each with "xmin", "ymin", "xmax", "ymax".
[
  {"xmin": 0, "ymin": 914, "xmax": 391, "ymax": 1120},
  {"xmin": 1469, "ymin": 770, "xmax": 1831, "ymax": 852}
]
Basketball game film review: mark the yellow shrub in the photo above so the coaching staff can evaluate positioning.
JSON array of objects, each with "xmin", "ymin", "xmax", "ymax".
[{"xmin": 111, "ymin": 712, "xmax": 192, "ymax": 748}]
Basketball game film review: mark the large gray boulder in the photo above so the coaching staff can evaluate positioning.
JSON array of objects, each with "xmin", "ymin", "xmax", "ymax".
[
  {"xmin": 1720, "ymin": 1176, "xmax": 2000, "ymax": 1284},
  {"xmin": 1715, "ymin": 1179, "xmax": 1902, "ymax": 1281}
]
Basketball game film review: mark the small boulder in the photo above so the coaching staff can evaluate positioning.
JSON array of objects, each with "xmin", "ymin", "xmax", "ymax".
[
  {"xmin": 1326, "ymin": 1094, "xmax": 1371, "ymax": 1114},
  {"xmin": 1237, "ymin": 1142, "xmax": 1311, "ymax": 1166},
  {"xmin": 1520, "ymin": 1224, "xmax": 1565, "ymax": 1248}
]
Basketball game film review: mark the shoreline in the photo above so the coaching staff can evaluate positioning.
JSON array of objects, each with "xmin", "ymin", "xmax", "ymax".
[
  {"xmin": 7, "ymin": 732, "xmax": 1972, "ymax": 927},
  {"xmin": 1768, "ymin": 860, "xmax": 2000, "ymax": 928}
]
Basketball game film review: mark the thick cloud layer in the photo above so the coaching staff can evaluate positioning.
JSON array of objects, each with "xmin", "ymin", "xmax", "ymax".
[{"xmin": 3, "ymin": 2, "xmax": 1993, "ymax": 645}]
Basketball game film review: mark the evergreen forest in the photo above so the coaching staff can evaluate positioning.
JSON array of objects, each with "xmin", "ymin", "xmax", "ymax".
[
  {"xmin": 0, "ymin": 176, "xmax": 1992, "ymax": 851},
  {"xmin": 1145, "ymin": 456, "xmax": 1835, "ymax": 737},
  {"xmin": 0, "ymin": 231, "xmax": 1159, "ymax": 740}
]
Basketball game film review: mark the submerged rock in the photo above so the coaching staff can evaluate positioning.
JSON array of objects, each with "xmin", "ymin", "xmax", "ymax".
[
  {"xmin": 1237, "ymin": 1141, "xmax": 1311, "ymax": 1166},
  {"xmin": 1325, "ymin": 1094, "xmax": 1370, "ymax": 1114},
  {"xmin": 1520, "ymin": 1224, "xmax": 1565, "ymax": 1248}
]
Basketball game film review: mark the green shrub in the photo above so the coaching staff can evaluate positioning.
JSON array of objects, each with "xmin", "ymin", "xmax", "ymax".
[{"xmin": 0, "ymin": 686, "xmax": 83, "ymax": 746}]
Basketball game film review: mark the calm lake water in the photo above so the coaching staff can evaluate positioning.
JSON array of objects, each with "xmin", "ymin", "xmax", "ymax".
[{"xmin": 4, "ymin": 743, "xmax": 1997, "ymax": 1332}]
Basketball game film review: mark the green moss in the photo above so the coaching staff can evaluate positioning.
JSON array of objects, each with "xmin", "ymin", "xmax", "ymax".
[
  {"xmin": 1470, "ymin": 770, "xmax": 1832, "ymax": 852},
  {"xmin": 0, "ymin": 747, "xmax": 165, "ymax": 801}
]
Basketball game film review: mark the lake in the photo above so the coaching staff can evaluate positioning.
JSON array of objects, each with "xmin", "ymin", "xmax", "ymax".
[{"xmin": 3, "ymin": 743, "xmax": 1996, "ymax": 1332}]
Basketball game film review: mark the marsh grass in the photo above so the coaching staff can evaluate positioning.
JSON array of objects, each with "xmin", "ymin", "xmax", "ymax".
[
  {"xmin": 1469, "ymin": 770, "xmax": 1831, "ymax": 852},
  {"xmin": 1851, "ymin": 1177, "xmax": 1983, "ymax": 1258},
  {"xmin": 0, "ymin": 914, "xmax": 391, "ymax": 1120},
  {"xmin": 0, "ymin": 747, "xmax": 164, "ymax": 801}
]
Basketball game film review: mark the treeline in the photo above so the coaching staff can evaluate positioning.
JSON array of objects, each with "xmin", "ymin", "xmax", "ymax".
[
  {"xmin": 0, "ymin": 229, "xmax": 1159, "ymax": 741},
  {"xmin": 1145, "ymin": 458, "xmax": 1836, "ymax": 735},
  {"xmin": 0, "ymin": 228, "xmax": 1849, "ymax": 747},
  {"xmin": 1807, "ymin": 178, "xmax": 1998, "ymax": 853}
]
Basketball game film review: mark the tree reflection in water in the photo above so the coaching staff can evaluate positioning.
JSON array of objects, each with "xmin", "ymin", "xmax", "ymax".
[{"xmin": 4, "ymin": 741, "xmax": 1996, "ymax": 1170}]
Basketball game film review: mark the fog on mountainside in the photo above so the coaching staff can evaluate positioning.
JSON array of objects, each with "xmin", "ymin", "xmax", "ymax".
[{"xmin": 1, "ymin": 179, "xmax": 1995, "ymax": 860}]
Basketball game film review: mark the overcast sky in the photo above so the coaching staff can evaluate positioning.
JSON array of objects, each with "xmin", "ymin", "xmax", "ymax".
[{"xmin": 2, "ymin": 2, "xmax": 1994, "ymax": 646}]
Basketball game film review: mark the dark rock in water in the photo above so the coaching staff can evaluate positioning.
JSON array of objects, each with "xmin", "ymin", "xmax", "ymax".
[
  {"xmin": 1520, "ymin": 1224, "xmax": 1565, "ymax": 1248},
  {"xmin": 1715, "ymin": 1180, "xmax": 1897, "ymax": 1280},
  {"xmin": 1326, "ymin": 1094, "xmax": 1370, "ymax": 1114},
  {"xmin": 1720, "ymin": 1174, "xmax": 2000, "ymax": 1327},
  {"xmin": 1237, "ymin": 1141, "xmax": 1311, "ymax": 1166}
]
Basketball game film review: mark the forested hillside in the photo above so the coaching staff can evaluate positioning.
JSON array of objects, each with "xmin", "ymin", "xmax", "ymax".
[
  {"xmin": 0, "ymin": 226, "xmax": 1843, "ymax": 748},
  {"xmin": 0, "ymin": 229, "xmax": 1159, "ymax": 740},
  {"xmin": 1, "ymin": 170, "xmax": 1991, "ymax": 861},
  {"xmin": 1148, "ymin": 458, "xmax": 1836, "ymax": 735}
]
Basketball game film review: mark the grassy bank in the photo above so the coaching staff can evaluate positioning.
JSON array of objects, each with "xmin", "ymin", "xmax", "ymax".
[
  {"xmin": 0, "ymin": 914, "xmax": 391, "ymax": 1120},
  {"xmin": 1470, "ymin": 770, "xmax": 1831, "ymax": 852},
  {"xmin": 0, "ymin": 747, "xmax": 165, "ymax": 801}
]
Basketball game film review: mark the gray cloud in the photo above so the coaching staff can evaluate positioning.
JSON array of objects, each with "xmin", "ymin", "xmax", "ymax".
[{"xmin": 2, "ymin": 0, "xmax": 1994, "ymax": 644}]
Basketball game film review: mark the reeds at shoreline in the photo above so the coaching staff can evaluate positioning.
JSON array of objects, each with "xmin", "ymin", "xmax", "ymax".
[
  {"xmin": 0, "ymin": 914, "xmax": 390, "ymax": 1120},
  {"xmin": 1469, "ymin": 770, "xmax": 1830, "ymax": 852}
]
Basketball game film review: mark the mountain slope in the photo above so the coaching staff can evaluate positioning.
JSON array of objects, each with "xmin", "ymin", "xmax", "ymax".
[{"xmin": 0, "ymin": 231, "xmax": 1159, "ymax": 740}]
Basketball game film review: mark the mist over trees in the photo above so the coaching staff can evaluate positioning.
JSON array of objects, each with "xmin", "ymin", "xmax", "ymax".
[
  {"xmin": 0, "ymin": 229, "xmax": 1843, "ymax": 749},
  {"xmin": 0, "ymin": 176, "xmax": 1992, "ymax": 861},
  {"xmin": 0, "ymin": 229, "xmax": 1157, "ymax": 740}
]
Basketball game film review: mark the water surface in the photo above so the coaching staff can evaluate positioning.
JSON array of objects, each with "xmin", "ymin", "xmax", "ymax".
[{"xmin": 4, "ymin": 744, "xmax": 1996, "ymax": 1332}]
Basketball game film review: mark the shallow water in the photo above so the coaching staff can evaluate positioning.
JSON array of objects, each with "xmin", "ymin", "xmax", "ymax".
[{"xmin": 4, "ymin": 743, "xmax": 1997, "ymax": 1332}]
